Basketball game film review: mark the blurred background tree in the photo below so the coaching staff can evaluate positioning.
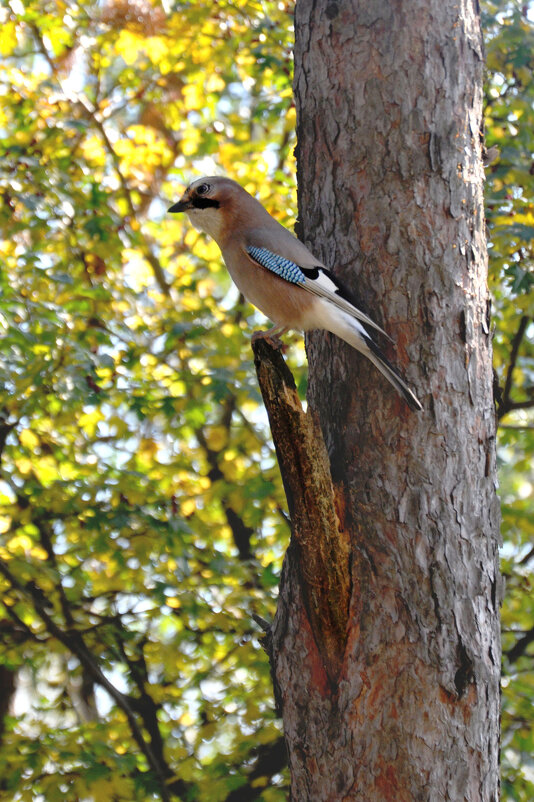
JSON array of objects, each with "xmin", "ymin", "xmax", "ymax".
[
  {"xmin": 484, "ymin": 3, "xmax": 534, "ymax": 799},
  {"xmin": 0, "ymin": 0, "xmax": 531, "ymax": 800}
]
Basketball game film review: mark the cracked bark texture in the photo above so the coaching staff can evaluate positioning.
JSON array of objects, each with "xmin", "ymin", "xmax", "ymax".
[{"xmin": 270, "ymin": 1, "xmax": 501, "ymax": 800}]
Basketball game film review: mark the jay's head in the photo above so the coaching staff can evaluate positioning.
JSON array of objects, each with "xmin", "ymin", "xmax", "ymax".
[
  {"xmin": 169, "ymin": 176, "xmax": 241, "ymax": 242},
  {"xmin": 169, "ymin": 176, "xmax": 271, "ymax": 244}
]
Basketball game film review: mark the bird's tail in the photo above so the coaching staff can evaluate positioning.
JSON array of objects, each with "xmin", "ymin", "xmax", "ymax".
[
  {"xmin": 363, "ymin": 340, "xmax": 422, "ymax": 411},
  {"xmin": 322, "ymin": 309, "xmax": 422, "ymax": 411}
]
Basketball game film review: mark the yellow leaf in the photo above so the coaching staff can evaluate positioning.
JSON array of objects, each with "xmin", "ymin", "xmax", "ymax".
[
  {"xmin": 115, "ymin": 30, "xmax": 143, "ymax": 65},
  {"xmin": 182, "ymin": 83, "xmax": 202, "ymax": 110},
  {"xmin": 140, "ymin": 353, "xmax": 158, "ymax": 369},
  {"xmin": 197, "ymin": 278, "xmax": 214, "ymax": 297},
  {"xmin": 7, "ymin": 533, "xmax": 33, "ymax": 553},
  {"xmin": 145, "ymin": 36, "xmax": 167, "ymax": 64},
  {"xmin": 14, "ymin": 458, "xmax": 32, "ymax": 476},
  {"xmin": 181, "ymin": 127, "xmax": 201, "ymax": 156},
  {"xmin": 205, "ymin": 426, "xmax": 228, "ymax": 451},
  {"xmin": 286, "ymin": 105, "xmax": 296, "ymax": 126},
  {"xmin": 78, "ymin": 409, "xmax": 102, "ymax": 438},
  {"xmin": 0, "ymin": 516, "xmax": 12, "ymax": 534},
  {"xmin": 30, "ymin": 546, "xmax": 49, "ymax": 561},
  {"xmin": 0, "ymin": 20, "xmax": 17, "ymax": 56},
  {"xmin": 197, "ymin": 239, "xmax": 220, "ymax": 262},
  {"xmin": 184, "ymin": 228, "xmax": 201, "ymax": 247},
  {"xmin": 81, "ymin": 135, "xmax": 107, "ymax": 167},
  {"xmin": 181, "ymin": 498, "xmax": 196, "ymax": 517},
  {"xmin": 123, "ymin": 250, "xmax": 154, "ymax": 291},
  {"xmin": 181, "ymin": 294, "xmax": 201, "ymax": 311},
  {"xmin": 206, "ymin": 73, "xmax": 225, "ymax": 93},
  {"xmin": 33, "ymin": 457, "xmax": 60, "ymax": 485}
]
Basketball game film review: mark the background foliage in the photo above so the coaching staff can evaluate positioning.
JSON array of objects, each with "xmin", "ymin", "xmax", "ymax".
[
  {"xmin": 484, "ymin": 3, "xmax": 534, "ymax": 799},
  {"xmin": 0, "ymin": 0, "xmax": 532, "ymax": 800}
]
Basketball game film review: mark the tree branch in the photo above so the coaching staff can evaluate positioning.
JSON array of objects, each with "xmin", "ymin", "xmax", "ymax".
[
  {"xmin": 225, "ymin": 737, "xmax": 287, "ymax": 802},
  {"xmin": 0, "ymin": 416, "xmax": 15, "ymax": 466},
  {"xmin": 506, "ymin": 626, "xmax": 534, "ymax": 664},
  {"xmin": 252, "ymin": 339, "xmax": 351, "ymax": 681},
  {"xmin": 518, "ymin": 545, "xmax": 534, "ymax": 566},
  {"xmin": 498, "ymin": 315, "xmax": 532, "ymax": 419},
  {"xmin": 35, "ymin": 518, "xmax": 75, "ymax": 628},
  {"xmin": 114, "ymin": 631, "xmax": 173, "ymax": 784},
  {"xmin": 0, "ymin": 558, "xmax": 176, "ymax": 802}
]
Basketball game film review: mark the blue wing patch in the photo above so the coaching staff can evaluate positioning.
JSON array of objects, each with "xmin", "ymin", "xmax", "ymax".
[{"xmin": 246, "ymin": 246, "xmax": 306, "ymax": 285}]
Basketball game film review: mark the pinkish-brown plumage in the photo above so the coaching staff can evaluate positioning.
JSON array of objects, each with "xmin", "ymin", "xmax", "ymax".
[{"xmin": 169, "ymin": 176, "xmax": 422, "ymax": 410}]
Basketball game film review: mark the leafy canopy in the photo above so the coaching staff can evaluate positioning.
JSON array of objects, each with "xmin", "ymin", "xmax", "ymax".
[
  {"xmin": 484, "ymin": 3, "xmax": 534, "ymax": 799},
  {"xmin": 0, "ymin": 1, "xmax": 296, "ymax": 800},
  {"xmin": 0, "ymin": 0, "xmax": 532, "ymax": 800}
]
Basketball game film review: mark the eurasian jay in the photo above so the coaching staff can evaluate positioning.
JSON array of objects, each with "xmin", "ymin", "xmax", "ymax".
[{"xmin": 169, "ymin": 176, "xmax": 422, "ymax": 411}]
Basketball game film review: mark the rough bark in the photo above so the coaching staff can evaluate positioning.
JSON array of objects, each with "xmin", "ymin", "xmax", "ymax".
[
  {"xmin": 262, "ymin": 1, "xmax": 501, "ymax": 800},
  {"xmin": 252, "ymin": 339, "xmax": 351, "ymax": 682}
]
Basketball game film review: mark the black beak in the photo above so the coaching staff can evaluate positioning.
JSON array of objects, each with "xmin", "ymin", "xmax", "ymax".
[{"xmin": 168, "ymin": 200, "xmax": 189, "ymax": 213}]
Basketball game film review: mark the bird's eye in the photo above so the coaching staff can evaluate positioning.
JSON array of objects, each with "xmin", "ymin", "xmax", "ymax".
[{"xmin": 196, "ymin": 183, "xmax": 210, "ymax": 196}]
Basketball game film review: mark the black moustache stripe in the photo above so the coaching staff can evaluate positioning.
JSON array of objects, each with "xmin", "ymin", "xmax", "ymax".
[{"xmin": 191, "ymin": 197, "xmax": 220, "ymax": 209}]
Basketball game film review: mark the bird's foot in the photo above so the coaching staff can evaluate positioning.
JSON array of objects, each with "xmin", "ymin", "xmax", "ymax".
[{"xmin": 251, "ymin": 327, "xmax": 287, "ymax": 351}]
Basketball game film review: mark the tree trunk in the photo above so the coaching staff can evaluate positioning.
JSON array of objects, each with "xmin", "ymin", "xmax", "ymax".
[{"xmin": 267, "ymin": 1, "xmax": 501, "ymax": 799}]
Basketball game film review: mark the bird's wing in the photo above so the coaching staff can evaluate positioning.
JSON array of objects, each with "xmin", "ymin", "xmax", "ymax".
[{"xmin": 244, "ymin": 228, "xmax": 389, "ymax": 339}]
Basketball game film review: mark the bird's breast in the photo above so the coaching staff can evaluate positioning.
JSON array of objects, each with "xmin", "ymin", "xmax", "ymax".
[{"xmin": 221, "ymin": 245, "xmax": 319, "ymax": 330}]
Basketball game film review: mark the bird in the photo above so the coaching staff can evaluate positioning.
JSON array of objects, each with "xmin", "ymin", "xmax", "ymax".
[{"xmin": 169, "ymin": 176, "xmax": 422, "ymax": 411}]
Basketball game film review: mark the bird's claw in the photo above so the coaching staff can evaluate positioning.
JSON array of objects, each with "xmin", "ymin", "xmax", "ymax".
[{"xmin": 251, "ymin": 329, "xmax": 285, "ymax": 351}]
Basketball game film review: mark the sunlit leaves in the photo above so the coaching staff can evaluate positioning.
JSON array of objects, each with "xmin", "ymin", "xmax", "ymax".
[
  {"xmin": 1, "ymin": 0, "xmax": 531, "ymax": 798},
  {"xmin": 0, "ymin": 0, "xmax": 295, "ymax": 799},
  {"xmin": 484, "ymin": 3, "xmax": 534, "ymax": 799}
]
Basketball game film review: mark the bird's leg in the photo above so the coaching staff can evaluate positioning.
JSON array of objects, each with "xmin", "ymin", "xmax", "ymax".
[{"xmin": 251, "ymin": 324, "xmax": 289, "ymax": 350}]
